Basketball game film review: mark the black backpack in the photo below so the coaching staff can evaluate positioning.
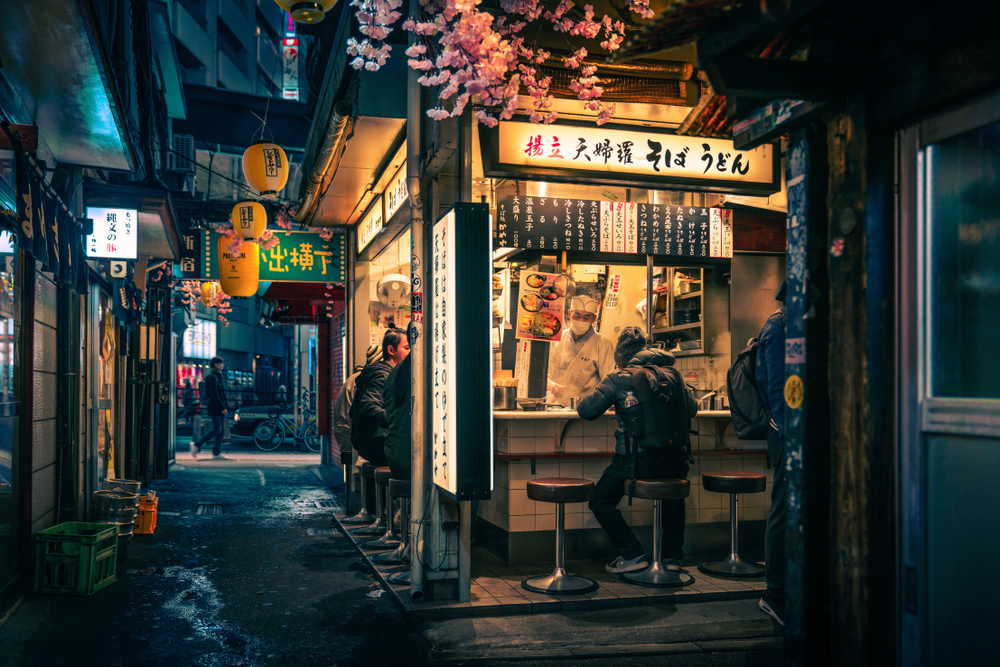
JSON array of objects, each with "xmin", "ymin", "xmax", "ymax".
[
  {"xmin": 726, "ymin": 338, "xmax": 772, "ymax": 440},
  {"xmin": 620, "ymin": 364, "xmax": 692, "ymax": 451}
]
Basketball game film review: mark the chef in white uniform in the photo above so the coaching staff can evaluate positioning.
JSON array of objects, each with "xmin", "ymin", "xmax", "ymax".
[{"xmin": 548, "ymin": 296, "xmax": 615, "ymax": 404}]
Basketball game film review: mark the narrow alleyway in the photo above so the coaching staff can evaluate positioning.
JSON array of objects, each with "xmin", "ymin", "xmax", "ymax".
[{"xmin": 0, "ymin": 459, "xmax": 781, "ymax": 667}]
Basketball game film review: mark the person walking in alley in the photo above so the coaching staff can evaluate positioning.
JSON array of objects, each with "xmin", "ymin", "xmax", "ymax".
[
  {"xmin": 578, "ymin": 327, "xmax": 697, "ymax": 574},
  {"xmin": 191, "ymin": 356, "xmax": 230, "ymax": 460},
  {"xmin": 350, "ymin": 329, "xmax": 409, "ymax": 509},
  {"xmin": 757, "ymin": 280, "xmax": 788, "ymax": 627}
]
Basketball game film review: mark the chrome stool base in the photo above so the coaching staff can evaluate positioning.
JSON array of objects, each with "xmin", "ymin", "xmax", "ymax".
[
  {"xmin": 522, "ymin": 568, "xmax": 598, "ymax": 595},
  {"xmin": 374, "ymin": 542, "xmax": 409, "ymax": 564},
  {"xmin": 351, "ymin": 518, "xmax": 385, "ymax": 535},
  {"xmin": 622, "ymin": 561, "xmax": 695, "ymax": 587},
  {"xmin": 341, "ymin": 509, "xmax": 375, "ymax": 525},
  {"xmin": 388, "ymin": 569, "xmax": 410, "ymax": 585},
  {"xmin": 698, "ymin": 554, "xmax": 764, "ymax": 578}
]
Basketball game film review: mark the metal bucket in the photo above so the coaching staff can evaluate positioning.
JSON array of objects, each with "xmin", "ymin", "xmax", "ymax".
[
  {"xmin": 92, "ymin": 490, "xmax": 137, "ymax": 560},
  {"xmin": 494, "ymin": 386, "xmax": 517, "ymax": 410},
  {"xmin": 102, "ymin": 478, "xmax": 141, "ymax": 496}
]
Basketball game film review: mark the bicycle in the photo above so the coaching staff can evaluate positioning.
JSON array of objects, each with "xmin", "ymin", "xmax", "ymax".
[{"xmin": 253, "ymin": 405, "xmax": 321, "ymax": 453}]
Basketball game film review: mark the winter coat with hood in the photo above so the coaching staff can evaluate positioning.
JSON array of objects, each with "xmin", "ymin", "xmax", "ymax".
[{"xmin": 577, "ymin": 348, "xmax": 698, "ymax": 456}]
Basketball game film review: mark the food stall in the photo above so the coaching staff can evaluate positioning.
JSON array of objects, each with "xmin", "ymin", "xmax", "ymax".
[{"xmin": 472, "ymin": 118, "xmax": 786, "ymax": 561}]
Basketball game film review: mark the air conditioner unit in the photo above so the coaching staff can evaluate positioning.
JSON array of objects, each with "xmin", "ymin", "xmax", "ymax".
[{"xmin": 170, "ymin": 134, "xmax": 195, "ymax": 174}]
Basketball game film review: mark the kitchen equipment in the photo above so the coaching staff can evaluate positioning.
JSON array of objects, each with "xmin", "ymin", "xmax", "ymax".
[
  {"xmin": 679, "ymin": 281, "xmax": 701, "ymax": 295},
  {"xmin": 494, "ymin": 386, "xmax": 517, "ymax": 410},
  {"xmin": 653, "ymin": 313, "xmax": 669, "ymax": 329},
  {"xmin": 516, "ymin": 398, "xmax": 547, "ymax": 411},
  {"xmin": 679, "ymin": 340, "xmax": 701, "ymax": 350}
]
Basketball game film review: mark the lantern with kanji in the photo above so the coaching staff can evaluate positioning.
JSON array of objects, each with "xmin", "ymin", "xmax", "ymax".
[
  {"xmin": 242, "ymin": 141, "xmax": 289, "ymax": 197},
  {"xmin": 273, "ymin": 0, "xmax": 338, "ymax": 24},
  {"xmin": 201, "ymin": 281, "xmax": 221, "ymax": 307},
  {"xmin": 232, "ymin": 200, "xmax": 267, "ymax": 239},
  {"xmin": 217, "ymin": 236, "xmax": 260, "ymax": 297}
]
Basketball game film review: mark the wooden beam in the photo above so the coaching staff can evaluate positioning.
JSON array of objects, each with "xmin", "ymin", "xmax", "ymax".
[
  {"xmin": 0, "ymin": 123, "xmax": 38, "ymax": 152},
  {"xmin": 703, "ymin": 56, "xmax": 847, "ymax": 101}
]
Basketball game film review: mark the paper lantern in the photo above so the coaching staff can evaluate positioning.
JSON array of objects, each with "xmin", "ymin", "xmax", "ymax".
[
  {"xmin": 242, "ymin": 141, "xmax": 289, "ymax": 197},
  {"xmin": 232, "ymin": 200, "xmax": 267, "ymax": 239},
  {"xmin": 201, "ymin": 281, "xmax": 221, "ymax": 307},
  {"xmin": 217, "ymin": 236, "xmax": 260, "ymax": 298},
  {"xmin": 274, "ymin": 0, "xmax": 338, "ymax": 24}
]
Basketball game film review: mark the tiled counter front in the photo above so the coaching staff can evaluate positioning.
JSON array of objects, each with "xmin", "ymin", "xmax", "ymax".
[{"xmin": 481, "ymin": 412, "xmax": 773, "ymax": 538}]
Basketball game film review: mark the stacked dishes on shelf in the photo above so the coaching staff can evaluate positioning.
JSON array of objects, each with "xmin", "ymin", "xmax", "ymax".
[{"xmin": 673, "ymin": 308, "xmax": 701, "ymax": 325}]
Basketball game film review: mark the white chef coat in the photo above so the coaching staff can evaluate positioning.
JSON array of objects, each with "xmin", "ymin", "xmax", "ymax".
[{"xmin": 547, "ymin": 327, "xmax": 616, "ymax": 403}]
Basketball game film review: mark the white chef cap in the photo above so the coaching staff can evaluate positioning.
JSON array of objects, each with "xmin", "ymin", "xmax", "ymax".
[{"xmin": 568, "ymin": 296, "xmax": 599, "ymax": 314}]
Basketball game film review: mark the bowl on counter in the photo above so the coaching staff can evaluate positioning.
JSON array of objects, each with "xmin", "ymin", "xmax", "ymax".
[{"xmin": 515, "ymin": 398, "xmax": 547, "ymax": 412}]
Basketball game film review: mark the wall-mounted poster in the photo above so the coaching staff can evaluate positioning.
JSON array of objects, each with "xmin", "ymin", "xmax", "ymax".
[{"xmin": 515, "ymin": 271, "xmax": 572, "ymax": 343}]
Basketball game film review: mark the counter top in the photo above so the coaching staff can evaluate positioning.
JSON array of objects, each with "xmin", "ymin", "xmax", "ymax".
[{"xmin": 493, "ymin": 409, "xmax": 733, "ymax": 420}]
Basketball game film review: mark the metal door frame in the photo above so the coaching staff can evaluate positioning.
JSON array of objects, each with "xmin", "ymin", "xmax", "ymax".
[{"xmin": 897, "ymin": 89, "xmax": 1000, "ymax": 665}]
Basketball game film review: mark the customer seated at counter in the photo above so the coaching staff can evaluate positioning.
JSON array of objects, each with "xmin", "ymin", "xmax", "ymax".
[
  {"xmin": 547, "ymin": 295, "xmax": 615, "ymax": 405},
  {"xmin": 578, "ymin": 327, "xmax": 697, "ymax": 574}
]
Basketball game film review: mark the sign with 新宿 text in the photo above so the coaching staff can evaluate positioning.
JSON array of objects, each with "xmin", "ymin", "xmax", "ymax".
[{"xmin": 174, "ymin": 229, "xmax": 346, "ymax": 282}]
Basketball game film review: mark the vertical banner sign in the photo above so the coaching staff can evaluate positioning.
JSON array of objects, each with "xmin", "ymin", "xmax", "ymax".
[
  {"xmin": 86, "ymin": 207, "xmax": 138, "ymax": 259},
  {"xmin": 431, "ymin": 203, "xmax": 493, "ymax": 499},
  {"xmin": 282, "ymin": 37, "xmax": 300, "ymax": 100}
]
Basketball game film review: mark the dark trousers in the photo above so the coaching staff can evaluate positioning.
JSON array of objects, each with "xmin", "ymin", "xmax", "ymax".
[
  {"xmin": 589, "ymin": 451, "xmax": 689, "ymax": 561},
  {"xmin": 195, "ymin": 415, "xmax": 225, "ymax": 456},
  {"xmin": 764, "ymin": 430, "xmax": 786, "ymax": 601}
]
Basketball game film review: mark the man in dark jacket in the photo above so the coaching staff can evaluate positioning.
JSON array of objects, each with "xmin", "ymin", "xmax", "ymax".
[
  {"xmin": 351, "ymin": 328, "xmax": 409, "ymax": 508},
  {"xmin": 757, "ymin": 280, "xmax": 787, "ymax": 626},
  {"xmin": 578, "ymin": 327, "xmax": 697, "ymax": 574},
  {"xmin": 383, "ymin": 352, "xmax": 411, "ymax": 480},
  {"xmin": 192, "ymin": 356, "xmax": 229, "ymax": 460}
]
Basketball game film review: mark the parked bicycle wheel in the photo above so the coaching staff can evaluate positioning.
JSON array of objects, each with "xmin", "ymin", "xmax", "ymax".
[
  {"xmin": 301, "ymin": 421, "xmax": 320, "ymax": 453},
  {"xmin": 253, "ymin": 419, "xmax": 284, "ymax": 451}
]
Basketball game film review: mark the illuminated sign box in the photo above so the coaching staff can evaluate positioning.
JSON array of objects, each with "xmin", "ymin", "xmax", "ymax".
[
  {"xmin": 183, "ymin": 319, "xmax": 216, "ymax": 359},
  {"xmin": 384, "ymin": 164, "xmax": 409, "ymax": 222},
  {"xmin": 431, "ymin": 203, "xmax": 493, "ymax": 500},
  {"xmin": 86, "ymin": 207, "xmax": 138, "ymax": 259},
  {"xmin": 480, "ymin": 120, "xmax": 779, "ymax": 196},
  {"xmin": 356, "ymin": 195, "xmax": 384, "ymax": 257}
]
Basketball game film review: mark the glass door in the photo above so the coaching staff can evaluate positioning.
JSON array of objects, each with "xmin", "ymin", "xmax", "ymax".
[{"xmin": 899, "ymin": 93, "xmax": 1000, "ymax": 665}]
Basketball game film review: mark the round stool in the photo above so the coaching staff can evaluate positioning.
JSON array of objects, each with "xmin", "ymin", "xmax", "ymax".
[
  {"xmin": 342, "ymin": 462, "xmax": 377, "ymax": 525},
  {"xmin": 521, "ymin": 478, "xmax": 598, "ymax": 595},
  {"xmin": 384, "ymin": 479, "xmax": 412, "ymax": 583},
  {"xmin": 352, "ymin": 466, "xmax": 390, "ymax": 536},
  {"xmin": 621, "ymin": 479, "xmax": 694, "ymax": 587},
  {"xmin": 698, "ymin": 471, "xmax": 766, "ymax": 578},
  {"xmin": 364, "ymin": 467, "xmax": 401, "ymax": 549}
]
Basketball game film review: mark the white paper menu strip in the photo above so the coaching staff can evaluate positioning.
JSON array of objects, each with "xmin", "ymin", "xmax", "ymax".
[{"xmin": 710, "ymin": 208, "xmax": 722, "ymax": 258}]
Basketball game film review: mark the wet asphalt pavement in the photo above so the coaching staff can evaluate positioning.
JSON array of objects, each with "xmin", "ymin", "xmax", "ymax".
[{"xmin": 0, "ymin": 459, "xmax": 781, "ymax": 667}]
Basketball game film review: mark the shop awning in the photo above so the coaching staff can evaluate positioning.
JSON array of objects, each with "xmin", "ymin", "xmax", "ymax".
[
  {"xmin": 0, "ymin": 0, "xmax": 136, "ymax": 171},
  {"xmin": 83, "ymin": 182, "xmax": 181, "ymax": 261},
  {"xmin": 608, "ymin": 0, "xmax": 744, "ymax": 63}
]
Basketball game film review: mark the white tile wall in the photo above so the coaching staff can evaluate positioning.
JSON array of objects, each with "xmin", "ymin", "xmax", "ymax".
[{"xmin": 487, "ymin": 417, "xmax": 775, "ymax": 533}]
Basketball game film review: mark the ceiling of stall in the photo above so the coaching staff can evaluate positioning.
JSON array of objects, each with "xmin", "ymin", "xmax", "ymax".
[{"xmin": 0, "ymin": 0, "xmax": 134, "ymax": 171}]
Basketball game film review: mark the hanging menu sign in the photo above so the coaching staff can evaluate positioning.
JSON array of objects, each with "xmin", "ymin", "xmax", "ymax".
[{"xmin": 496, "ymin": 196, "xmax": 732, "ymax": 259}]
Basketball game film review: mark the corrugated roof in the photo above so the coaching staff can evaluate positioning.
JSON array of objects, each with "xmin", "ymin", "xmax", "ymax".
[{"xmin": 609, "ymin": 0, "xmax": 744, "ymax": 63}]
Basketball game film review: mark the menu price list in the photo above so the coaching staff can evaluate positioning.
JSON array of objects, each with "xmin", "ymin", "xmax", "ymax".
[{"xmin": 495, "ymin": 196, "xmax": 733, "ymax": 259}]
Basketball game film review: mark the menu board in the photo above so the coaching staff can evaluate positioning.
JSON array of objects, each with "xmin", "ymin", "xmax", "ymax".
[
  {"xmin": 515, "ymin": 271, "xmax": 571, "ymax": 343},
  {"xmin": 496, "ymin": 196, "xmax": 733, "ymax": 259}
]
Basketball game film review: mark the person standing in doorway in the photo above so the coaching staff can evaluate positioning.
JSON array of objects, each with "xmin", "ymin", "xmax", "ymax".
[
  {"xmin": 757, "ymin": 280, "xmax": 788, "ymax": 626},
  {"xmin": 192, "ymin": 356, "xmax": 230, "ymax": 460}
]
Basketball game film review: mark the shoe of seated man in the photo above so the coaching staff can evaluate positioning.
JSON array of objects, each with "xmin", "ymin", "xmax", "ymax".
[
  {"xmin": 605, "ymin": 555, "xmax": 649, "ymax": 574},
  {"xmin": 213, "ymin": 454, "xmax": 231, "ymax": 461},
  {"xmin": 663, "ymin": 558, "xmax": 683, "ymax": 572},
  {"xmin": 759, "ymin": 591, "xmax": 785, "ymax": 627}
]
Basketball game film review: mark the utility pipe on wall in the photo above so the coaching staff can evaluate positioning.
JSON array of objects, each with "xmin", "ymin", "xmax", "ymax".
[
  {"xmin": 407, "ymin": 0, "xmax": 428, "ymax": 602},
  {"xmin": 295, "ymin": 101, "xmax": 354, "ymax": 224}
]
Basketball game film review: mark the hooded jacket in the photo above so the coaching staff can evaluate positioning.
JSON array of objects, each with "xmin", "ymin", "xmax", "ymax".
[
  {"xmin": 578, "ymin": 349, "xmax": 698, "ymax": 456},
  {"xmin": 382, "ymin": 355, "xmax": 412, "ymax": 479},
  {"xmin": 350, "ymin": 359, "xmax": 394, "ymax": 465}
]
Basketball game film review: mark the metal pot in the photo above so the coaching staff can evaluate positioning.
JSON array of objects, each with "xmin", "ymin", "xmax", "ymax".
[
  {"xmin": 494, "ymin": 386, "xmax": 517, "ymax": 410},
  {"xmin": 653, "ymin": 313, "xmax": 669, "ymax": 329}
]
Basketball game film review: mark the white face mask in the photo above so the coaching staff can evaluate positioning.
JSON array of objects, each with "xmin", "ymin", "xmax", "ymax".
[{"xmin": 569, "ymin": 321, "xmax": 591, "ymax": 336}]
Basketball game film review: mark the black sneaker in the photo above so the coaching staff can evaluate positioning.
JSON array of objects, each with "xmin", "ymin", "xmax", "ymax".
[{"xmin": 759, "ymin": 592, "xmax": 785, "ymax": 627}]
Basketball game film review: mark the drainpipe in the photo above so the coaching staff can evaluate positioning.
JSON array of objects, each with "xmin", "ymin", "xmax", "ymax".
[
  {"xmin": 408, "ymin": 0, "xmax": 428, "ymax": 602},
  {"xmin": 295, "ymin": 100, "xmax": 354, "ymax": 224}
]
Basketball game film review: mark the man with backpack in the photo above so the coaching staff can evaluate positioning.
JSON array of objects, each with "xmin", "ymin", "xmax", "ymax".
[
  {"xmin": 756, "ymin": 280, "xmax": 788, "ymax": 626},
  {"xmin": 578, "ymin": 327, "xmax": 698, "ymax": 574}
]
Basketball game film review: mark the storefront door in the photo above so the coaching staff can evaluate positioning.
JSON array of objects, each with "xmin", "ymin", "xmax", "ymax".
[
  {"xmin": 0, "ymin": 243, "xmax": 21, "ymax": 611},
  {"xmin": 899, "ymin": 94, "xmax": 1000, "ymax": 664},
  {"xmin": 88, "ymin": 287, "xmax": 116, "ymax": 496}
]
